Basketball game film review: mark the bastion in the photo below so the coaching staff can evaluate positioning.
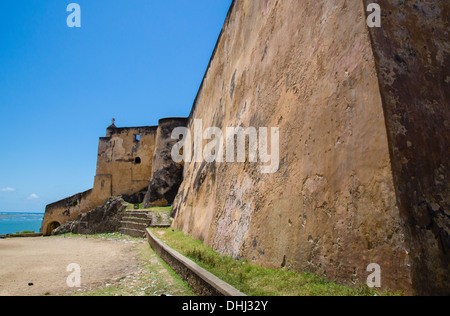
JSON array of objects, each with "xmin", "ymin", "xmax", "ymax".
[{"xmin": 41, "ymin": 118, "xmax": 185, "ymax": 235}]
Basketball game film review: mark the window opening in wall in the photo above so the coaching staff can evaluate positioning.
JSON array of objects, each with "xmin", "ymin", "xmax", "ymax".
[
  {"xmin": 135, "ymin": 157, "xmax": 141, "ymax": 164},
  {"xmin": 135, "ymin": 134, "xmax": 141, "ymax": 141}
]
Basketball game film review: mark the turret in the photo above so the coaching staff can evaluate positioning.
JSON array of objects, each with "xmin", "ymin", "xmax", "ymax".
[{"xmin": 106, "ymin": 118, "xmax": 117, "ymax": 137}]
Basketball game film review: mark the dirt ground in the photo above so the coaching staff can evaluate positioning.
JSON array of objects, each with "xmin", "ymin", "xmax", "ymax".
[{"xmin": 0, "ymin": 235, "xmax": 192, "ymax": 296}]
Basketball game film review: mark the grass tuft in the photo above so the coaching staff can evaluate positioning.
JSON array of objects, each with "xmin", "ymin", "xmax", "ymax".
[{"xmin": 150, "ymin": 227, "xmax": 403, "ymax": 296}]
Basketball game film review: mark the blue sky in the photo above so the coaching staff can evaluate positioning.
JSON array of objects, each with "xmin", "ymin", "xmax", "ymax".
[{"xmin": 0, "ymin": 0, "xmax": 232, "ymax": 212}]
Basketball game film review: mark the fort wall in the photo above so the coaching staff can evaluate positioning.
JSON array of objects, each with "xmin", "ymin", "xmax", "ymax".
[
  {"xmin": 40, "ymin": 0, "xmax": 449, "ymax": 295},
  {"xmin": 171, "ymin": 0, "xmax": 433, "ymax": 294},
  {"xmin": 96, "ymin": 125, "xmax": 158, "ymax": 197},
  {"xmin": 363, "ymin": 0, "xmax": 450, "ymax": 295},
  {"xmin": 41, "ymin": 124, "xmax": 159, "ymax": 235},
  {"xmin": 41, "ymin": 189, "xmax": 96, "ymax": 235}
]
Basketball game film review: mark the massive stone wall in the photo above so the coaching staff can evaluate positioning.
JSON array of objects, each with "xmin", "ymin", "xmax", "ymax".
[
  {"xmin": 40, "ymin": 0, "xmax": 449, "ymax": 294},
  {"xmin": 172, "ymin": 0, "xmax": 449, "ymax": 294},
  {"xmin": 363, "ymin": 0, "xmax": 450, "ymax": 295}
]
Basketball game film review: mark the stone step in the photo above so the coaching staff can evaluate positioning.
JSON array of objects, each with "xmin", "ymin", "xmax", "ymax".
[
  {"xmin": 149, "ymin": 223, "xmax": 171, "ymax": 228},
  {"xmin": 119, "ymin": 210, "xmax": 171, "ymax": 238},
  {"xmin": 121, "ymin": 217, "xmax": 151, "ymax": 225},
  {"xmin": 119, "ymin": 227, "xmax": 146, "ymax": 238},
  {"xmin": 149, "ymin": 212, "xmax": 171, "ymax": 227},
  {"xmin": 120, "ymin": 221, "xmax": 149, "ymax": 231},
  {"xmin": 123, "ymin": 211, "xmax": 152, "ymax": 219}
]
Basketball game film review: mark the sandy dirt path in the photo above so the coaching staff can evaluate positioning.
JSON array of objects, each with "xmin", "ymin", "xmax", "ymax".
[{"xmin": 0, "ymin": 236, "xmax": 140, "ymax": 296}]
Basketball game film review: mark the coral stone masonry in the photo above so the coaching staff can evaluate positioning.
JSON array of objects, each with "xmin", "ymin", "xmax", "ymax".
[{"xmin": 42, "ymin": 0, "xmax": 449, "ymax": 295}]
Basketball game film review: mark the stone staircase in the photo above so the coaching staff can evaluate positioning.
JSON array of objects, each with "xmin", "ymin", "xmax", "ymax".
[{"xmin": 119, "ymin": 210, "xmax": 171, "ymax": 238}]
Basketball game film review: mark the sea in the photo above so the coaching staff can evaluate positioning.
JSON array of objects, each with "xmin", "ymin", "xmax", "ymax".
[{"xmin": 0, "ymin": 212, "xmax": 44, "ymax": 235}]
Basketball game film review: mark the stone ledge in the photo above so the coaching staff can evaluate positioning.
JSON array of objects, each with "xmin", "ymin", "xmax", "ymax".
[
  {"xmin": 2, "ymin": 233, "xmax": 43, "ymax": 238},
  {"xmin": 120, "ymin": 227, "xmax": 146, "ymax": 238},
  {"xmin": 146, "ymin": 228, "xmax": 246, "ymax": 297}
]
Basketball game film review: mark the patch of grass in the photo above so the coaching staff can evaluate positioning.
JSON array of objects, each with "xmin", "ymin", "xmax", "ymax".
[
  {"xmin": 55, "ymin": 232, "xmax": 140, "ymax": 242},
  {"xmin": 126, "ymin": 203, "xmax": 143, "ymax": 210},
  {"xmin": 150, "ymin": 228, "xmax": 402, "ymax": 296},
  {"xmin": 15, "ymin": 230, "xmax": 35, "ymax": 234},
  {"xmin": 78, "ymin": 243, "xmax": 194, "ymax": 297},
  {"xmin": 147, "ymin": 206, "xmax": 172, "ymax": 213},
  {"xmin": 63, "ymin": 233, "xmax": 195, "ymax": 296},
  {"xmin": 125, "ymin": 203, "xmax": 172, "ymax": 213}
]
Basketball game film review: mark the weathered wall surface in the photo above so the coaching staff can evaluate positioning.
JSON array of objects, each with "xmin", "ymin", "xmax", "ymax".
[
  {"xmin": 173, "ymin": 0, "xmax": 415, "ymax": 293},
  {"xmin": 96, "ymin": 126, "xmax": 158, "ymax": 197},
  {"xmin": 52, "ymin": 196, "xmax": 128, "ymax": 236},
  {"xmin": 364, "ymin": 0, "xmax": 450, "ymax": 295},
  {"xmin": 42, "ymin": 124, "xmax": 158, "ymax": 235},
  {"xmin": 143, "ymin": 118, "xmax": 188, "ymax": 208},
  {"xmin": 41, "ymin": 189, "xmax": 96, "ymax": 235},
  {"xmin": 40, "ymin": 0, "xmax": 448, "ymax": 294}
]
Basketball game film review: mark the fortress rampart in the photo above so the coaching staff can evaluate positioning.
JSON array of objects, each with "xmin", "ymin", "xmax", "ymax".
[
  {"xmin": 171, "ymin": 0, "xmax": 449, "ymax": 295},
  {"xmin": 42, "ymin": 0, "xmax": 449, "ymax": 295}
]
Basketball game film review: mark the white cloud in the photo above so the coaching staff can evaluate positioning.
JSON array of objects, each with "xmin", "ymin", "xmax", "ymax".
[
  {"xmin": 0, "ymin": 187, "xmax": 15, "ymax": 192},
  {"xmin": 27, "ymin": 193, "xmax": 39, "ymax": 200}
]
